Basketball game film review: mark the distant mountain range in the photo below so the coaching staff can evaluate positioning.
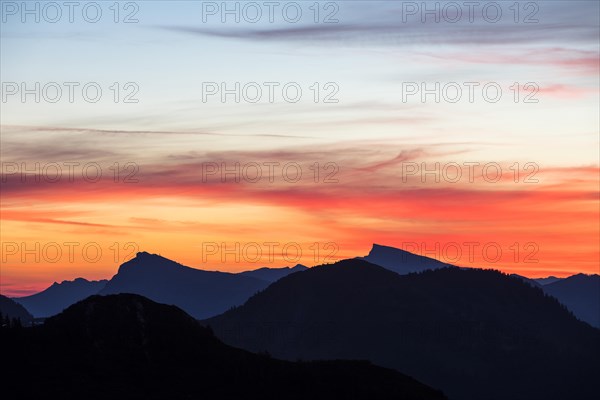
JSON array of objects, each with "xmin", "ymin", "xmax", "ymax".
[
  {"xmin": 542, "ymin": 273, "xmax": 600, "ymax": 328},
  {"xmin": 534, "ymin": 276, "xmax": 563, "ymax": 285},
  {"xmin": 2, "ymin": 294, "xmax": 447, "ymax": 400},
  {"xmin": 4, "ymin": 244, "xmax": 599, "ymax": 399},
  {"xmin": 205, "ymin": 258, "xmax": 600, "ymax": 400},
  {"xmin": 97, "ymin": 252, "xmax": 270, "ymax": 319},
  {"xmin": 509, "ymin": 273, "xmax": 599, "ymax": 328},
  {"xmin": 14, "ymin": 278, "xmax": 107, "ymax": 318},
  {"xmin": 8, "ymin": 244, "xmax": 600, "ymax": 328},
  {"xmin": 12, "ymin": 254, "xmax": 306, "ymax": 319}
]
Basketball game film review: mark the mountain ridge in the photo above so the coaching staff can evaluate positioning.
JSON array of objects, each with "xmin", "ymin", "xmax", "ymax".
[
  {"xmin": 0, "ymin": 294, "xmax": 33, "ymax": 325},
  {"xmin": 3, "ymin": 293, "xmax": 447, "ymax": 400},
  {"xmin": 205, "ymin": 258, "xmax": 600, "ymax": 400},
  {"xmin": 98, "ymin": 252, "xmax": 270, "ymax": 319},
  {"xmin": 10, "ymin": 246, "xmax": 599, "ymax": 327}
]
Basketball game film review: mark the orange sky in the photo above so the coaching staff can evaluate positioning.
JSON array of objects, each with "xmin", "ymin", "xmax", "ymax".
[
  {"xmin": 1, "ymin": 142, "xmax": 598, "ymax": 296},
  {"xmin": 1, "ymin": 1, "xmax": 599, "ymax": 296}
]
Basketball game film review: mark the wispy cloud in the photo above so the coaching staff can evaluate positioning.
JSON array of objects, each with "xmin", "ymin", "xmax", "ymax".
[{"xmin": 159, "ymin": 1, "xmax": 599, "ymax": 47}]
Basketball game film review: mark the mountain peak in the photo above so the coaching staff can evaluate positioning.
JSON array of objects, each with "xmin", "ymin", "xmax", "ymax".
[
  {"xmin": 363, "ymin": 243, "xmax": 453, "ymax": 275},
  {"xmin": 101, "ymin": 253, "xmax": 271, "ymax": 319},
  {"xmin": 52, "ymin": 277, "xmax": 88, "ymax": 286},
  {"xmin": 369, "ymin": 243, "xmax": 413, "ymax": 255},
  {"xmin": 118, "ymin": 251, "xmax": 184, "ymax": 272},
  {"xmin": 132, "ymin": 251, "xmax": 181, "ymax": 264},
  {"xmin": 135, "ymin": 251, "xmax": 156, "ymax": 259}
]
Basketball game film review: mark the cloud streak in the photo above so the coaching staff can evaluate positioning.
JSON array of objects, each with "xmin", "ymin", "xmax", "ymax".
[{"xmin": 160, "ymin": 0, "xmax": 599, "ymax": 47}]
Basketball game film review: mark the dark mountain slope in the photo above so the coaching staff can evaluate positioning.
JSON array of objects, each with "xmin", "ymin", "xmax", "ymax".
[
  {"xmin": 2, "ymin": 294, "xmax": 446, "ymax": 400},
  {"xmin": 542, "ymin": 273, "xmax": 600, "ymax": 328},
  {"xmin": 0, "ymin": 294, "xmax": 33, "ymax": 325},
  {"xmin": 206, "ymin": 259, "xmax": 600, "ymax": 400}
]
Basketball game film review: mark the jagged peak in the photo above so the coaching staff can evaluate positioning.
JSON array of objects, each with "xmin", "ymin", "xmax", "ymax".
[{"xmin": 368, "ymin": 243, "xmax": 417, "ymax": 256}]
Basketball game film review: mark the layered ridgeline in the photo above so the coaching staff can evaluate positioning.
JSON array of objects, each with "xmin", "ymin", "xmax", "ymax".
[
  {"xmin": 9, "ymin": 245, "xmax": 600, "ymax": 327},
  {"xmin": 14, "ymin": 278, "xmax": 107, "ymax": 318},
  {"xmin": 542, "ymin": 273, "xmax": 600, "ymax": 328},
  {"xmin": 2, "ymin": 294, "xmax": 447, "ymax": 400},
  {"xmin": 509, "ymin": 273, "xmax": 600, "ymax": 328},
  {"xmin": 364, "ymin": 244, "xmax": 600, "ymax": 328},
  {"xmin": 11, "ymin": 252, "xmax": 307, "ymax": 320},
  {"xmin": 534, "ymin": 276, "xmax": 563, "ymax": 285},
  {"xmin": 205, "ymin": 259, "xmax": 600, "ymax": 400}
]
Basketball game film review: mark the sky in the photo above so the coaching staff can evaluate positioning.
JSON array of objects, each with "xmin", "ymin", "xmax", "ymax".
[{"xmin": 1, "ymin": 0, "xmax": 599, "ymax": 296}]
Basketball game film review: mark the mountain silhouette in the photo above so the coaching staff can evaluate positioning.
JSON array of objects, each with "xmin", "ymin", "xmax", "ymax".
[
  {"xmin": 0, "ymin": 294, "xmax": 33, "ymax": 325},
  {"xmin": 9, "ymin": 255, "xmax": 308, "ymax": 320},
  {"xmin": 98, "ymin": 252, "xmax": 271, "ymax": 319},
  {"xmin": 361, "ymin": 244, "xmax": 598, "ymax": 328},
  {"xmin": 2, "ymin": 294, "xmax": 447, "ymax": 400},
  {"xmin": 240, "ymin": 264, "xmax": 308, "ymax": 282},
  {"xmin": 9, "ymin": 245, "xmax": 598, "ymax": 331},
  {"xmin": 13, "ymin": 277, "xmax": 107, "ymax": 317},
  {"xmin": 541, "ymin": 273, "xmax": 600, "ymax": 328},
  {"xmin": 205, "ymin": 258, "xmax": 600, "ymax": 400},
  {"xmin": 361, "ymin": 243, "xmax": 454, "ymax": 274}
]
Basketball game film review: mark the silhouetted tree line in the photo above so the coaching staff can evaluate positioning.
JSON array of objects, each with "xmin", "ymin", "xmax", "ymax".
[{"xmin": 0, "ymin": 312, "xmax": 23, "ymax": 329}]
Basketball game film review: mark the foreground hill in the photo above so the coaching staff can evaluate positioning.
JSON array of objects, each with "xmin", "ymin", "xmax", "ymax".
[
  {"xmin": 206, "ymin": 259, "xmax": 600, "ymax": 400},
  {"xmin": 0, "ymin": 295, "xmax": 33, "ymax": 325},
  {"xmin": 99, "ymin": 252, "xmax": 270, "ymax": 319},
  {"xmin": 2, "ymin": 294, "xmax": 446, "ymax": 400},
  {"xmin": 13, "ymin": 278, "xmax": 107, "ymax": 318}
]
